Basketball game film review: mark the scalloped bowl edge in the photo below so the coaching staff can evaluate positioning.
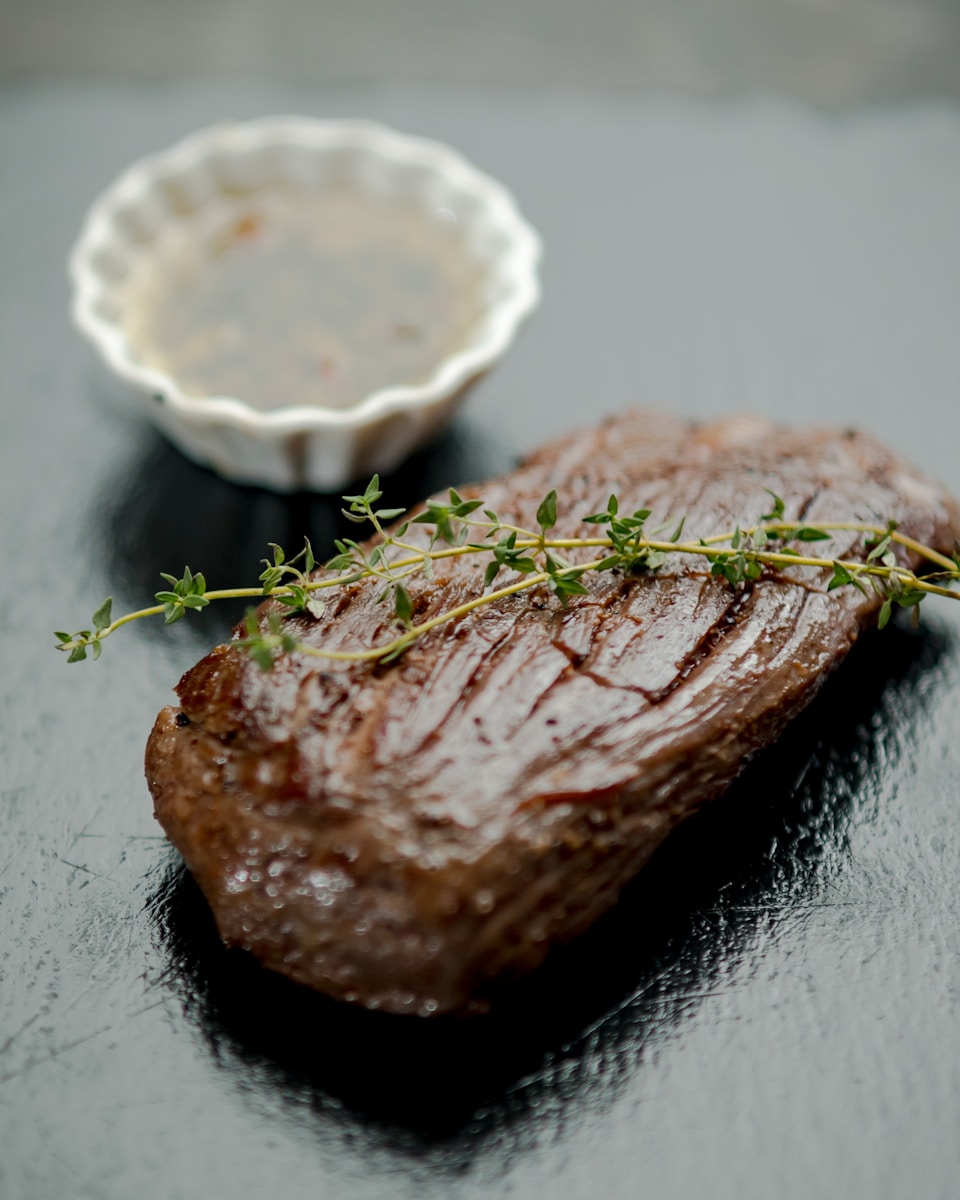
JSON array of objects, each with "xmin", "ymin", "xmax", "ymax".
[{"xmin": 69, "ymin": 116, "xmax": 542, "ymax": 491}]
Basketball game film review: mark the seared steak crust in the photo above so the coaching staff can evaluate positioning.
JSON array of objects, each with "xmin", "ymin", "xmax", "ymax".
[{"xmin": 146, "ymin": 414, "xmax": 959, "ymax": 1014}]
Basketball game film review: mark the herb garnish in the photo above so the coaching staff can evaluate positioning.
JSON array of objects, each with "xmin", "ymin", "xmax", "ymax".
[{"xmin": 55, "ymin": 480, "xmax": 960, "ymax": 668}]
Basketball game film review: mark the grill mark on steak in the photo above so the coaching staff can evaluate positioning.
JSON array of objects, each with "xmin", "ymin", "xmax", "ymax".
[
  {"xmin": 146, "ymin": 413, "xmax": 960, "ymax": 1015},
  {"xmin": 400, "ymin": 615, "xmax": 572, "ymax": 760},
  {"xmin": 794, "ymin": 487, "xmax": 824, "ymax": 524},
  {"xmin": 644, "ymin": 582, "xmax": 756, "ymax": 704}
]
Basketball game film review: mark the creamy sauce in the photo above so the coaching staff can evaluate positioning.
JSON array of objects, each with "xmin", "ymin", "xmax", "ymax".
[{"xmin": 122, "ymin": 184, "xmax": 487, "ymax": 411}]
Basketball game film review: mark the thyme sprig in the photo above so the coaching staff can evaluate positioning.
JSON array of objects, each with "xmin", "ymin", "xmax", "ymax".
[{"xmin": 55, "ymin": 481, "xmax": 960, "ymax": 668}]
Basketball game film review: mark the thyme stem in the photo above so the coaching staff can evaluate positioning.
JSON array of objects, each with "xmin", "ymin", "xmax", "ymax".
[
  {"xmin": 297, "ymin": 572, "xmax": 553, "ymax": 662},
  {"xmin": 55, "ymin": 482, "xmax": 960, "ymax": 667}
]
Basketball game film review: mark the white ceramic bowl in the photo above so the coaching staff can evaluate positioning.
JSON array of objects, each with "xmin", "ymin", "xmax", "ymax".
[{"xmin": 69, "ymin": 117, "xmax": 541, "ymax": 491}]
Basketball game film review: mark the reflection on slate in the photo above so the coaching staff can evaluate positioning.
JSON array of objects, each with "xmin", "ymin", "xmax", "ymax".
[
  {"xmin": 96, "ymin": 417, "xmax": 513, "ymax": 646},
  {"xmin": 148, "ymin": 618, "xmax": 949, "ymax": 1159}
]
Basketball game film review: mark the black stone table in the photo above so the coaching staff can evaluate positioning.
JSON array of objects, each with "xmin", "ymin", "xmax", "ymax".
[{"xmin": 2, "ymin": 80, "xmax": 959, "ymax": 1199}]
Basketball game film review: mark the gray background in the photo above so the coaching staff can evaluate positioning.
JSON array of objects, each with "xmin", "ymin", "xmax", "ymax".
[
  {"xmin": 2, "ymin": 4, "xmax": 960, "ymax": 1199},
  {"xmin": 3, "ymin": 0, "xmax": 960, "ymax": 105}
]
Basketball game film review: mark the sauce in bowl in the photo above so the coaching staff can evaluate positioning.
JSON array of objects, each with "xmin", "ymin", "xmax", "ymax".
[{"xmin": 121, "ymin": 183, "xmax": 488, "ymax": 412}]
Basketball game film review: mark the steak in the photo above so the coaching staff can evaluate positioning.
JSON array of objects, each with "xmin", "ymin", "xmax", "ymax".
[{"xmin": 146, "ymin": 413, "xmax": 959, "ymax": 1015}]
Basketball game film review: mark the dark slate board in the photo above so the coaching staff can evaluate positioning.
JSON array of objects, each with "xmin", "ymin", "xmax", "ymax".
[{"xmin": 2, "ymin": 81, "xmax": 959, "ymax": 1200}]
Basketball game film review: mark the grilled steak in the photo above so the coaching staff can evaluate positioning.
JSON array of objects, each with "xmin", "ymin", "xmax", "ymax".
[{"xmin": 146, "ymin": 414, "xmax": 959, "ymax": 1015}]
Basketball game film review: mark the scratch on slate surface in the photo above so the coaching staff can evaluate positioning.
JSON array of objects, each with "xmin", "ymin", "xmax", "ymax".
[
  {"xmin": 0, "ymin": 997, "xmax": 167, "ymax": 1087},
  {"xmin": 56, "ymin": 855, "xmax": 118, "ymax": 884},
  {"xmin": 66, "ymin": 803, "xmax": 106, "ymax": 852},
  {"xmin": 0, "ymin": 1010, "xmax": 44, "ymax": 1058},
  {"xmin": 0, "ymin": 1024, "xmax": 113, "ymax": 1085}
]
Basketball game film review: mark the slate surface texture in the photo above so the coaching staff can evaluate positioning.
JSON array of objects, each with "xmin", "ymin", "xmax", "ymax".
[{"xmin": 1, "ymin": 75, "xmax": 959, "ymax": 1200}]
